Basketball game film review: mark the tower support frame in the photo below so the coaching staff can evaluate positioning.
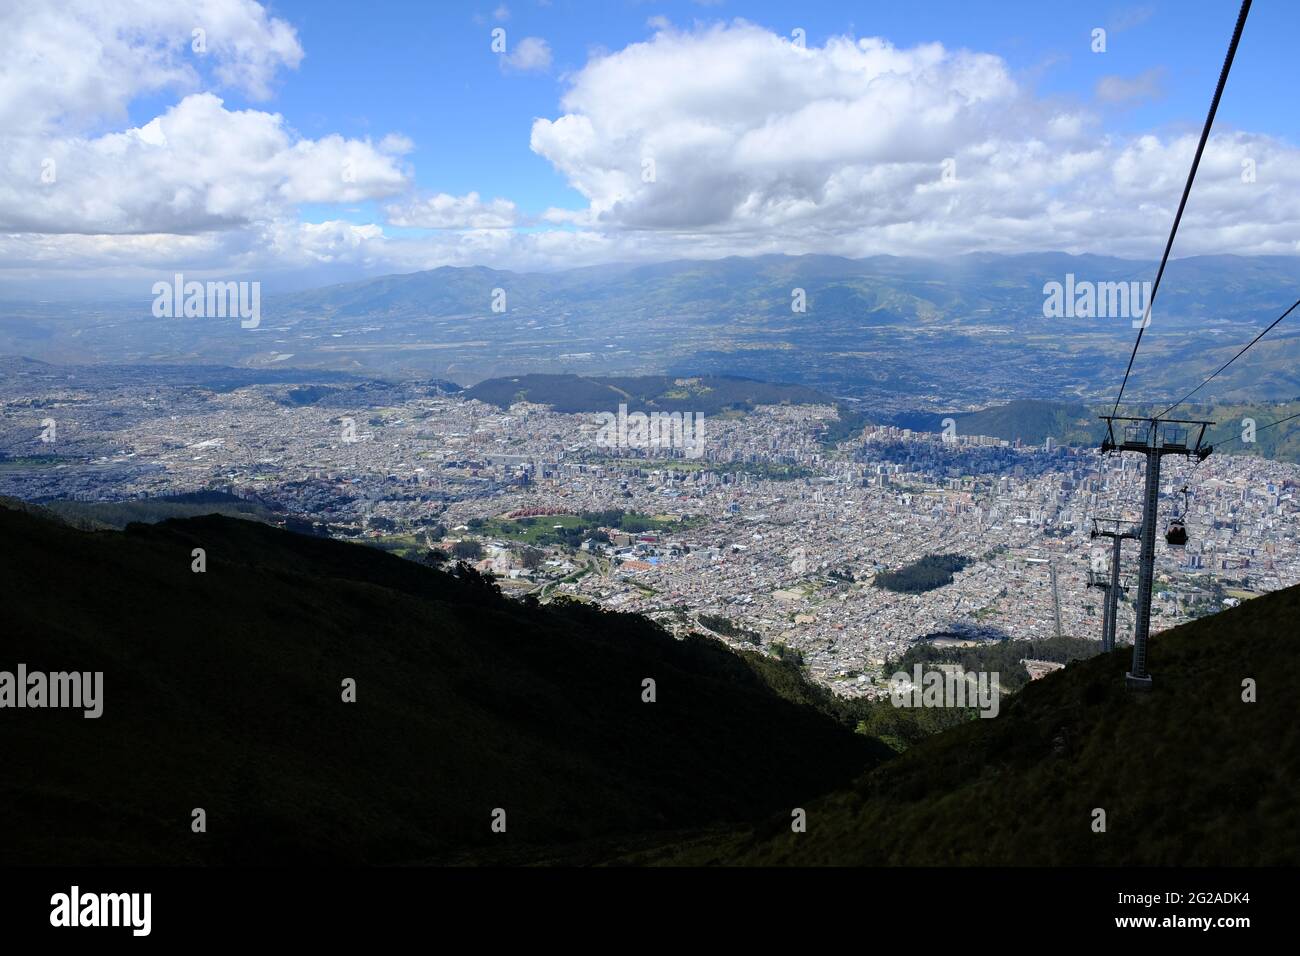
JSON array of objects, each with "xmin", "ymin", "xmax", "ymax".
[{"xmin": 1099, "ymin": 416, "xmax": 1213, "ymax": 690}]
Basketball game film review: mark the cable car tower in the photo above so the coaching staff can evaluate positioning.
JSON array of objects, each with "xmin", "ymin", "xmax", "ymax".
[
  {"xmin": 1049, "ymin": 561, "xmax": 1063, "ymax": 640},
  {"xmin": 1099, "ymin": 417, "xmax": 1212, "ymax": 690},
  {"xmin": 1088, "ymin": 517, "xmax": 1139, "ymax": 652}
]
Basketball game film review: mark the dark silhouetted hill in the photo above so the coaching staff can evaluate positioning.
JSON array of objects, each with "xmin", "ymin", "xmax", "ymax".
[
  {"xmin": 0, "ymin": 502, "xmax": 887, "ymax": 865},
  {"xmin": 39, "ymin": 490, "xmax": 280, "ymax": 530}
]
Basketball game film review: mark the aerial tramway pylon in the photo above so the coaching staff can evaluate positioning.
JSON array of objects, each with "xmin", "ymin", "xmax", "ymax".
[
  {"xmin": 1098, "ymin": 417, "xmax": 1213, "ymax": 690},
  {"xmin": 1088, "ymin": 517, "xmax": 1139, "ymax": 653}
]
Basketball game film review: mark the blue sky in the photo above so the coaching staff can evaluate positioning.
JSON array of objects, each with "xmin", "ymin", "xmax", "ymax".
[
  {"xmin": 245, "ymin": 0, "xmax": 1297, "ymax": 222},
  {"xmin": 4, "ymin": 0, "xmax": 1298, "ymax": 289}
]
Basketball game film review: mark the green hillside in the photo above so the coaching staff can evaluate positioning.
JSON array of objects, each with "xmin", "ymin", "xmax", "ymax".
[
  {"xmin": 891, "ymin": 399, "xmax": 1102, "ymax": 446},
  {"xmin": 628, "ymin": 585, "xmax": 1300, "ymax": 865},
  {"xmin": 0, "ymin": 502, "xmax": 887, "ymax": 865},
  {"xmin": 1177, "ymin": 399, "xmax": 1300, "ymax": 464},
  {"xmin": 888, "ymin": 397, "xmax": 1300, "ymax": 463}
]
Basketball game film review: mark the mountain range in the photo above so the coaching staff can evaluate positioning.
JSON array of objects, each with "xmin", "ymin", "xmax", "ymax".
[{"xmin": 4, "ymin": 253, "xmax": 1299, "ymax": 409}]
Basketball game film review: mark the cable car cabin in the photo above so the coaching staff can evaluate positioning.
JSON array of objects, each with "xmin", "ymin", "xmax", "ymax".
[{"xmin": 1165, "ymin": 518, "xmax": 1188, "ymax": 547}]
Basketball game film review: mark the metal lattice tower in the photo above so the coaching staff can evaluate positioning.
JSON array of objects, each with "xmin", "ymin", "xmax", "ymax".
[
  {"xmin": 1085, "ymin": 566, "xmax": 1113, "ymax": 649},
  {"xmin": 1088, "ymin": 517, "xmax": 1140, "ymax": 652},
  {"xmin": 1049, "ymin": 562, "xmax": 1064, "ymax": 640},
  {"xmin": 1099, "ymin": 417, "xmax": 1212, "ymax": 690}
]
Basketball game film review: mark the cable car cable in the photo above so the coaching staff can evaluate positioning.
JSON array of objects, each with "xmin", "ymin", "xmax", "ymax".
[
  {"xmin": 1187, "ymin": 409, "xmax": 1300, "ymax": 474},
  {"xmin": 1109, "ymin": 0, "xmax": 1252, "ymax": 419},
  {"xmin": 1155, "ymin": 296, "xmax": 1300, "ymax": 420}
]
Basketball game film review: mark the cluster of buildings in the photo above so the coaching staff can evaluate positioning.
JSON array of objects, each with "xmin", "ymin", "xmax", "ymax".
[{"xmin": 3, "ymin": 378, "xmax": 1295, "ymax": 697}]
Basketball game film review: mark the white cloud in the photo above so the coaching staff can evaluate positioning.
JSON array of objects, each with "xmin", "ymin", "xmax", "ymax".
[
  {"xmin": 385, "ymin": 192, "xmax": 518, "ymax": 229},
  {"xmin": 264, "ymin": 219, "xmax": 387, "ymax": 265},
  {"xmin": 530, "ymin": 23, "xmax": 1025, "ymax": 232},
  {"xmin": 0, "ymin": 93, "xmax": 409, "ymax": 234},
  {"xmin": 0, "ymin": 218, "xmax": 390, "ymax": 284},
  {"xmin": 0, "ymin": 0, "xmax": 304, "ymax": 134},
  {"xmin": 3, "ymin": 13, "xmax": 1299, "ymax": 288},
  {"xmin": 523, "ymin": 20, "xmax": 1300, "ymax": 259}
]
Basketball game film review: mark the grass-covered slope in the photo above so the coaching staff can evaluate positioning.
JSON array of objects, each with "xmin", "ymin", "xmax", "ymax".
[
  {"xmin": 637, "ymin": 585, "xmax": 1300, "ymax": 865},
  {"xmin": 891, "ymin": 399, "xmax": 1102, "ymax": 446},
  {"xmin": 0, "ymin": 503, "xmax": 888, "ymax": 865}
]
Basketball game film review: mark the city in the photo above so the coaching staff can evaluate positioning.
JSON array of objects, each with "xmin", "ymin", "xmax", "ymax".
[
  {"xmin": 5, "ymin": 370, "xmax": 1293, "ymax": 696},
  {"xmin": 1, "ymin": 0, "xmax": 1294, "ymax": 910}
]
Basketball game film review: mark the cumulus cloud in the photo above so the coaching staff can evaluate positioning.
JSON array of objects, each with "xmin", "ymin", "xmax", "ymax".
[
  {"xmin": 261, "ymin": 219, "xmax": 387, "ymax": 266},
  {"xmin": 531, "ymin": 23, "xmax": 1029, "ymax": 234},
  {"xmin": 386, "ymin": 192, "xmax": 518, "ymax": 229},
  {"xmin": 3, "ymin": 12, "xmax": 1299, "ymax": 286},
  {"xmin": 0, "ymin": 93, "xmax": 409, "ymax": 234},
  {"xmin": 0, "ymin": 0, "xmax": 303, "ymax": 134},
  {"xmin": 0, "ymin": 1, "xmax": 413, "ymax": 281},
  {"xmin": 524, "ymin": 20, "xmax": 1300, "ymax": 258},
  {"xmin": 0, "ymin": 0, "xmax": 409, "ymax": 259}
]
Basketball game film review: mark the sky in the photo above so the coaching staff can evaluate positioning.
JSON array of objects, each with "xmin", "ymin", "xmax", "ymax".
[{"xmin": 2, "ymin": 0, "xmax": 1298, "ymax": 293}]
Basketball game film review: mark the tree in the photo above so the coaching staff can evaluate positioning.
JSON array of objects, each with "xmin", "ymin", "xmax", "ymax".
[
  {"xmin": 451, "ymin": 561, "xmax": 501, "ymax": 599},
  {"xmin": 421, "ymin": 548, "xmax": 450, "ymax": 566},
  {"xmin": 452, "ymin": 540, "xmax": 483, "ymax": 561},
  {"xmin": 770, "ymin": 642, "xmax": 805, "ymax": 667}
]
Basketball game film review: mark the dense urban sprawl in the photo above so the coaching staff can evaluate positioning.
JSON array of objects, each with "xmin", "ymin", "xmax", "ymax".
[{"xmin": 3, "ymin": 379, "xmax": 1294, "ymax": 696}]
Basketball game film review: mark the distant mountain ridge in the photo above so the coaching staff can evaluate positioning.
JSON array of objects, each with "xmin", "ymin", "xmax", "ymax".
[
  {"xmin": 5, "ymin": 253, "xmax": 1299, "ymax": 405},
  {"xmin": 271, "ymin": 252, "xmax": 1300, "ymax": 330}
]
